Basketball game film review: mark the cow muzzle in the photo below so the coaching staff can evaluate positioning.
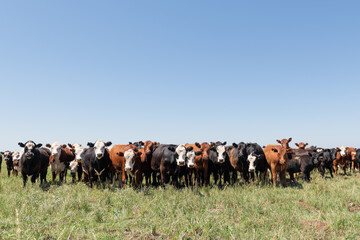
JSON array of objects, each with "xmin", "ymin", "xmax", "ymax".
[
  {"xmin": 279, "ymin": 159, "xmax": 286, "ymax": 165},
  {"xmin": 96, "ymin": 154, "xmax": 103, "ymax": 159},
  {"xmin": 125, "ymin": 167, "xmax": 132, "ymax": 172},
  {"xmin": 249, "ymin": 168, "xmax": 255, "ymax": 173},
  {"xmin": 71, "ymin": 170, "xmax": 76, "ymax": 175},
  {"xmin": 218, "ymin": 159, "xmax": 225, "ymax": 163},
  {"xmin": 188, "ymin": 164, "xmax": 195, "ymax": 168},
  {"xmin": 178, "ymin": 160, "xmax": 185, "ymax": 166}
]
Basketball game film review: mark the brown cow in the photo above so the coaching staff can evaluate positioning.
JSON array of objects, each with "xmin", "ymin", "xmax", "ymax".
[
  {"xmin": 263, "ymin": 144, "xmax": 289, "ymax": 187},
  {"xmin": 184, "ymin": 143, "xmax": 205, "ymax": 187},
  {"xmin": 138, "ymin": 140, "xmax": 159, "ymax": 185},
  {"xmin": 276, "ymin": 138, "xmax": 292, "ymax": 149},
  {"xmin": 333, "ymin": 146, "xmax": 349, "ymax": 176},
  {"xmin": 109, "ymin": 144, "xmax": 142, "ymax": 188},
  {"xmin": 46, "ymin": 142, "xmax": 75, "ymax": 182},
  {"xmin": 346, "ymin": 147, "xmax": 357, "ymax": 173}
]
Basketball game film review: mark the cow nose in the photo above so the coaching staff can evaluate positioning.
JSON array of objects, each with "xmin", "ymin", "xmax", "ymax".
[
  {"xmin": 218, "ymin": 159, "xmax": 224, "ymax": 163},
  {"xmin": 125, "ymin": 167, "xmax": 132, "ymax": 172},
  {"xmin": 249, "ymin": 168, "xmax": 255, "ymax": 172},
  {"xmin": 96, "ymin": 153, "xmax": 103, "ymax": 158},
  {"xmin": 179, "ymin": 161, "xmax": 185, "ymax": 166},
  {"xmin": 71, "ymin": 170, "xmax": 76, "ymax": 175},
  {"xmin": 188, "ymin": 164, "xmax": 195, "ymax": 168}
]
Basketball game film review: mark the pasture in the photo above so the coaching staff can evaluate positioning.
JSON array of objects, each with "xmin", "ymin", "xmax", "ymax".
[{"xmin": 0, "ymin": 160, "xmax": 359, "ymax": 240}]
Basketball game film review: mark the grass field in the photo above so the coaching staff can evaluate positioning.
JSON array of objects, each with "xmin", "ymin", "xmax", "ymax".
[{"xmin": 0, "ymin": 160, "xmax": 359, "ymax": 240}]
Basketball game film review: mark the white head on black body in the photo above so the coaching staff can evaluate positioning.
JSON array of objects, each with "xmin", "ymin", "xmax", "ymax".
[
  {"xmin": 18, "ymin": 141, "xmax": 42, "ymax": 159},
  {"xmin": 215, "ymin": 141, "xmax": 227, "ymax": 163},
  {"xmin": 87, "ymin": 139, "xmax": 112, "ymax": 159}
]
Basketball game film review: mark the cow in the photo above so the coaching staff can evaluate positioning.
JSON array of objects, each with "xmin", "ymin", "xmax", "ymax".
[
  {"xmin": 346, "ymin": 147, "xmax": 357, "ymax": 173},
  {"xmin": 46, "ymin": 142, "xmax": 75, "ymax": 183},
  {"xmin": 185, "ymin": 142, "xmax": 211, "ymax": 187},
  {"xmin": 129, "ymin": 141, "xmax": 145, "ymax": 149},
  {"xmin": 82, "ymin": 140, "xmax": 112, "ymax": 188},
  {"xmin": 2, "ymin": 151, "xmax": 13, "ymax": 177},
  {"xmin": 208, "ymin": 142, "xmax": 230, "ymax": 187},
  {"xmin": 109, "ymin": 144, "xmax": 143, "ymax": 188},
  {"xmin": 18, "ymin": 141, "xmax": 50, "ymax": 187},
  {"xmin": 355, "ymin": 149, "xmax": 360, "ymax": 172},
  {"xmin": 334, "ymin": 146, "xmax": 348, "ymax": 176},
  {"xmin": 176, "ymin": 144, "xmax": 201, "ymax": 187},
  {"xmin": 245, "ymin": 143, "xmax": 268, "ymax": 182},
  {"xmin": 12, "ymin": 151, "xmax": 22, "ymax": 177},
  {"xmin": 138, "ymin": 141, "xmax": 159, "ymax": 186},
  {"xmin": 316, "ymin": 149, "xmax": 334, "ymax": 178},
  {"xmin": 287, "ymin": 150, "xmax": 317, "ymax": 182},
  {"xmin": 227, "ymin": 142, "xmax": 247, "ymax": 184},
  {"xmin": 151, "ymin": 144, "xmax": 194, "ymax": 188},
  {"xmin": 68, "ymin": 143, "xmax": 85, "ymax": 183},
  {"xmin": 263, "ymin": 144, "xmax": 289, "ymax": 187},
  {"xmin": 276, "ymin": 138, "xmax": 292, "ymax": 149}
]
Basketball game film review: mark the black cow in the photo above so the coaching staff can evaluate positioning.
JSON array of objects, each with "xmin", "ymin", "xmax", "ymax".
[
  {"xmin": 2, "ymin": 151, "xmax": 13, "ymax": 177},
  {"xmin": 18, "ymin": 141, "xmax": 50, "ymax": 187},
  {"xmin": 151, "ymin": 144, "xmax": 193, "ymax": 188},
  {"xmin": 129, "ymin": 141, "xmax": 144, "ymax": 149},
  {"xmin": 245, "ymin": 143, "xmax": 268, "ymax": 182},
  {"xmin": 287, "ymin": 150, "xmax": 317, "ymax": 182},
  {"xmin": 208, "ymin": 142, "xmax": 230, "ymax": 186},
  {"xmin": 83, "ymin": 140, "xmax": 112, "ymax": 188},
  {"xmin": 227, "ymin": 142, "xmax": 247, "ymax": 183},
  {"xmin": 316, "ymin": 149, "xmax": 334, "ymax": 178}
]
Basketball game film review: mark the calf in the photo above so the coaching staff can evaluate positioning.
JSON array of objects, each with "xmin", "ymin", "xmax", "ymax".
[
  {"xmin": 68, "ymin": 143, "xmax": 85, "ymax": 183},
  {"xmin": 12, "ymin": 151, "xmax": 22, "ymax": 177},
  {"xmin": 316, "ymin": 149, "xmax": 334, "ymax": 178},
  {"xmin": 228, "ymin": 142, "xmax": 247, "ymax": 183},
  {"xmin": 287, "ymin": 150, "xmax": 317, "ymax": 182},
  {"xmin": 246, "ymin": 143, "xmax": 268, "ymax": 182},
  {"xmin": 18, "ymin": 141, "xmax": 50, "ymax": 187},
  {"xmin": 83, "ymin": 140, "xmax": 112, "ymax": 188},
  {"xmin": 139, "ymin": 141, "xmax": 159, "ymax": 185},
  {"xmin": 209, "ymin": 142, "xmax": 230, "ymax": 186},
  {"xmin": 295, "ymin": 142, "xmax": 308, "ymax": 150},
  {"xmin": 46, "ymin": 142, "xmax": 75, "ymax": 183},
  {"xmin": 109, "ymin": 144, "xmax": 142, "ymax": 188},
  {"xmin": 263, "ymin": 144, "xmax": 289, "ymax": 187},
  {"xmin": 334, "ymin": 146, "xmax": 348, "ymax": 176},
  {"xmin": 2, "ymin": 151, "xmax": 13, "ymax": 177}
]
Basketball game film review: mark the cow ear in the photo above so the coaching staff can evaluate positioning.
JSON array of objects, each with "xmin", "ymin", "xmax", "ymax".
[
  {"xmin": 68, "ymin": 144, "xmax": 73, "ymax": 148},
  {"xmin": 195, "ymin": 151, "xmax": 202, "ymax": 156},
  {"xmin": 139, "ymin": 141, "xmax": 144, "ymax": 145},
  {"xmin": 117, "ymin": 152, "xmax": 124, "ymax": 157},
  {"xmin": 272, "ymin": 148, "xmax": 278, "ymax": 152},
  {"xmin": 87, "ymin": 142, "xmax": 94, "ymax": 147},
  {"xmin": 186, "ymin": 146, "xmax": 193, "ymax": 152},
  {"xmin": 18, "ymin": 142, "xmax": 25, "ymax": 147},
  {"xmin": 222, "ymin": 141, "xmax": 227, "ymax": 146},
  {"xmin": 36, "ymin": 144, "xmax": 42, "ymax": 148},
  {"xmin": 305, "ymin": 143, "xmax": 308, "ymax": 147},
  {"xmin": 276, "ymin": 140, "xmax": 281, "ymax": 144},
  {"xmin": 0, "ymin": 152, "xmax": 4, "ymax": 155},
  {"xmin": 168, "ymin": 147, "xmax": 175, "ymax": 152},
  {"xmin": 105, "ymin": 142, "xmax": 112, "ymax": 147},
  {"xmin": 195, "ymin": 142, "xmax": 201, "ymax": 148},
  {"xmin": 295, "ymin": 143, "xmax": 299, "ymax": 147},
  {"xmin": 46, "ymin": 144, "xmax": 51, "ymax": 148},
  {"xmin": 232, "ymin": 143, "xmax": 238, "ymax": 148},
  {"xmin": 62, "ymin": 144, "xmax": 66, "ymax": 148},
  {"xmin": 288, "ymin": 138, "xmax": 292, "ymax": 143},
  {"xmin": 129, "ymin": 142, "xmax": 132, "ymax": 145}
]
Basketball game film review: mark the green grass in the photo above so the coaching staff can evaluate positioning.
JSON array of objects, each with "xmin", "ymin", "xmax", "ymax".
[{"xmin": 0, "ymin": 160, "xmax": 359, "ymax": 239}]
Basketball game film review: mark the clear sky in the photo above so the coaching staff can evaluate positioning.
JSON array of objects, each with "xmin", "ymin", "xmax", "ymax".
[{"xmin": 1, "ymin": 1, "xmax": 359, "ymax": 151}]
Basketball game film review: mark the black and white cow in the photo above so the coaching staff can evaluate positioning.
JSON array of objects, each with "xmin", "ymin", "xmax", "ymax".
[
  {"xmin": 2, "ymin": 151, "xmax": 13, "ymax": 177},
  {"xmin": 18, "ymin": 141, "xmax": 50, "ymax": 187},
  {"xmin": 82, "ymin": 139, "xmax": 112, "ymax": 188},
  {"xmin": 209, "ymin": 142, "xmax": 230, "ymax": 186},
  {"xmin": 245, "ymin": 143, "xmax": 268, "ymax": 182},
  {"xmin": 68, "ymin": 143, "xmax": 85, "ymax": 183},
  {"xmin": 12, "ymin": 151, "xmax": 22, "ymax": 177}
]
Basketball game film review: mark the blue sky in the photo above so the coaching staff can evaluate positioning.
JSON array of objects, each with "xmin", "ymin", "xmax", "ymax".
[{"xmin": 1, "ymin": 1, "xmax": 359, "ymax": 151}]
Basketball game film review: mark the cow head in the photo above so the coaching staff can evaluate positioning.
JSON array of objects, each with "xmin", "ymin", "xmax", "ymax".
[
  {"xmin": 215, "ymin": 142, "xmax": 227, "ymax": 163},
  {"xmin": 200, "ymin": 142, "xmax": 211, "ymax": 161},
  {"xmin": 88, "ymin": 140, "xmax": 112, "ymax": 159},
  {"xmin": 69, "ymin": 143, "xmax": 85, "ymax": 163},
  {"xmin": 276, "ymin": 138, "xmax": 292, "ymax": 149},
  {"xmin": 18, "ymin": 141, "xmax": 42, "ymax": 159},
  {"xmin": 69, "ymin": 160, "xmax": 79, "ymax": 176},
  {"xmin": 295, "ymin": 142, "xmax": 308, "ymax": 149},
  {"xmin": 271, "ymin": 146, "xmax": 288, "ymax": 165},
  {"xmin": 12, "ymin": 151, "xmax": 21, "ymax": 165},
  {"xmin": 129, "ymin": 141, "xmax": 144, "ymax": 149},
  {"xmin": 124, "ymin": 149, "xmax": 141, "ymax": 172},
  {"xmin": 46, "ymin": 142, "xmax": 66, "ymax": 159},
  {"xmin": 247, "ymin": 153, "xmax": 261, "ymax": 172},
  {"xmin": 336, "ymin": 146, "xmax": 347, "ymax": 157},
  {"xmin": 347, "ymin": 147, "xmax": 357, "ymax": 161},
  {"xmin": 185, "ymin": 147, "xmax": 202, "ymax": 169},
  {"xmin": 175, "ymin": 144, "xmax": 191, "ymax": 166},
  {"xmin": 3, "ymin": 151, "xmax": 13, "ymax": 169}
]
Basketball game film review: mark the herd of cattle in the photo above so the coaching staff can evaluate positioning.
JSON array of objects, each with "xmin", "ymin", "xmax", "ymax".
[{"xmin": 1, "ymin": 138, "xmax": 360, "ymax": 188}]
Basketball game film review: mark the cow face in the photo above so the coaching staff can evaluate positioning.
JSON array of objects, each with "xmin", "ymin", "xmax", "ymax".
[
  {"xmin": 70, "ymin": 143, "xmax": 85, "ymax": 162},
  {"xmin": 124, "ymin": 149, "xmax": 136, "ymax": 172},
  {"xmin": 216, "ymin": 145, "xmax": 226, "ymax": 163},
  {"xmin": 88, "ymin": 140, "xmax": 112, "ymax": 159},
  {"xmin": 175, "ymin": 145, "xmax": 187, "ymax": 166},
  {"xmin": 69, "ymin": 160, "xmax": 79, "ymax": 176},
  {"xmin": 337, "ymin": 146, "xmax": 347, "ymax": 157},
  {"xmin": 276, "ymin": 138, "xmax": 292, "ymax": 149},
  {"xmin": 271, "ymin": 147, "xmax": 288, "ymax": 165},
  {"xmin": 186, "ymin": 149, "xmax": 197, "ymax": 168},
  {"xmin": 12, "ymin": 151, "xmax": 21, "ymax": 164},
  {"xmin": 3, "ymin": 151, "xmax": 13, "ymax": 169},
  {"xmin": 295, "ymin": 142, "xmax": 308, "ymax": 149},
  {"xmin": 247, "ymin": 153, "xmax": 259, "ymax": 172},
  {"xmin": 19, "ymin": 141, "xmax": 42, "ymax": 159},
  {"xmin": 46, "ymin": 142, "xmax": 63, "ymax": 158},
  {"xmin": 200, "ymin": 143, "xmax": 211, "ymax": 160}
]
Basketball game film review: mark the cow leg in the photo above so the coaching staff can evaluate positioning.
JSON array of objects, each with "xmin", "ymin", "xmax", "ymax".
[
  {"xmin": 8, "ymin": 170, "xmax": 11, "ymax": 177},
  {"xmin": 250, "ymin": 172, "xmax": 255, "ymax": 182},
  {"xmin": 334, "ymin": 164, "xmax": 338, "ymax": 176},
  {"xmin": 343, "ymin": 164, "xmax": 347, "ymax": 176},
  {"xmin": 31, "ymin": 174, "xmax": 38, "ymax": 184},
  {"xmin": 52, "ymin": 172, "xmax": 56, "ymax": 183},
  {"xmin": 41, "ymin": 171, "xmax": 47, "ymax": 184},
  {"xmin": 136, "ymin": 171, "xmax": 142, "ymax": 189},
  {"xmin": 271, "ymin": 165, "xmax": 277, "ymax": 187},
  {"xmin": 22, "ymin": 172, "xmax": 28, "ymax": 187},
  {"xmin": 60, "ymin": 171, "xmax": 64, "ymax": 183}
]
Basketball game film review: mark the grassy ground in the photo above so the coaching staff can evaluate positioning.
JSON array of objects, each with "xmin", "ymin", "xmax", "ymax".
[{"xmin": 0, "ymin": 161, "xmax": 359, "ymax": 240}]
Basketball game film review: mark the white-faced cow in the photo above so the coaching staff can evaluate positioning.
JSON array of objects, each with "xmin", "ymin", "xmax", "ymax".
[
  {"xmin": 2, "ymin": 151, "xmax": 14, "ymax": 177},
  {"xmin": 46, "ymin": 142, "xmax": 74, "ymax": 183},
  {"xmin": 18, "ymin": 141, "xmax": 50, "ymax": 187},
  {"xmin": 68, "ymin": 143, "xmax": 85, "ymax": 183},
  {"xmin": 12, "ymin": 151, "xmax": 22, "ymax": 177},
  {"xmin": 82, "ymin": 139, "xmax": 112, "ymax": 188}
]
